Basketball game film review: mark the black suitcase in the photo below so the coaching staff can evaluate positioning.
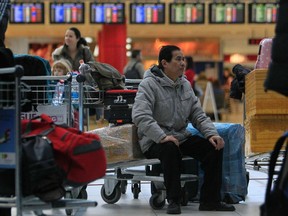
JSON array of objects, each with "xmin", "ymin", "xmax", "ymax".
[
  {"xmin": 104, "ymin": 89, "xmax": 137, "ymax": 106},
  {"xmin": 104, "ymin": 104, "xmax": 132, "ymax": 124}
]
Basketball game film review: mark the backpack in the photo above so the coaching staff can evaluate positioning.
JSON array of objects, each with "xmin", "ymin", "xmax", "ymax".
[
  {"xmin": 260, "ymin": 131, "xmax": 288, "ymax": 216},
  {"xmin": 84, "ymin": 61, "xmax": 125, "ymax": 91},
  {"xmin": 124, "ymin": 62, "xmax": 141, "ymax": 79},
  {"xmin": 21, "ymin": 114, "xmax": 107, "ymax": 187}
]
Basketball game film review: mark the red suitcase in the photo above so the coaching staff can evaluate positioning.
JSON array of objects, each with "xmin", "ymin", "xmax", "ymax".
[{"xmin": 254, "ymin": 38, "xmax": 273, "ymax": 69}]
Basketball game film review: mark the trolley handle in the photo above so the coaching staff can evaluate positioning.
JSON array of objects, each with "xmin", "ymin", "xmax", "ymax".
[{"xmin": 0, "ymin": 65, "xmax": 24, "ymax": 77}]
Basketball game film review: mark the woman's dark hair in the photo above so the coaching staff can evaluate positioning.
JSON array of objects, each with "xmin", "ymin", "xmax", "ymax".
[
  {"xmin": 68, "ymin": 27, "xmax": 87, "ymax": 47},
  {"xmin": 185, "ymin": 56, "xmax": 194, "ymax": 70},
  {"xmin": 158, "ymin": 45, "xmax": 180, "ymax": 70},
  {"xmin": 131, "ymin": 49, "xmax": 141, "ymax": 59}
]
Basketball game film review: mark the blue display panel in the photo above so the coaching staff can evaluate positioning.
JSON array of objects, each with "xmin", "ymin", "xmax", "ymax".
[
  {"xmin": 10, "ymin": 2, "xmax": 44, "ymax": 24},
  {"xmin": 90, "ymin": 3, "xmax": 125, "ymax": 24},
  {"xmin": 50, "ymin": 3, "xmax": 84, "ymax": 24},
  {"xmin": 130, "ymin": 3, "xmax": 165, "ymax": 24}
]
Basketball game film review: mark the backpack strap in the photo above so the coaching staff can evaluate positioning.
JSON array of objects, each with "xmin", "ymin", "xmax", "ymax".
[{"xmin": 265, "ymin": 132, "xmax": 288, "ymax": 203}]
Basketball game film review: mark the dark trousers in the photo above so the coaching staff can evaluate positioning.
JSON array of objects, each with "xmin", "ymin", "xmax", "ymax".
[{"xmin": 144, "ymin": 135, "xmax": 223, "ymax": 203}]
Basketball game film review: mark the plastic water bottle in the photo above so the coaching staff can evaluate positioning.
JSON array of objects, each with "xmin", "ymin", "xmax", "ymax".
[
  {"xmin": 71, "ymin": 73, "xmax": 79, "ymax": 104},
  {"xmin": 52, "ymin": 81, "xmax": 64, "ymax": 106}
]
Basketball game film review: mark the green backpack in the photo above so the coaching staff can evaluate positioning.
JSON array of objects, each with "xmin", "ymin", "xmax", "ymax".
[{"xmin": 83, "ymin": 61, "xmax": 125, "ymax": 91}]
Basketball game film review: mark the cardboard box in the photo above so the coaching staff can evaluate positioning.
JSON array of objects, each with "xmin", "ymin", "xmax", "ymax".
[
  {"xmin": 88, "ymin": 124, "xmax": 144, "ymax": 163},
  {"xmin": 245, "ymin": 115, "xmax": 288, "ymax": 155},
  {"xmin": 245, "ymin": 69, "xmax": 288, "ymax": 118}
]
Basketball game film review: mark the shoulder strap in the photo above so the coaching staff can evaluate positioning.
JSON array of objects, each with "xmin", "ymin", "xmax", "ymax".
[{"xmin": 265, "ymin": 132, "xmax": 288, "ymax": 203}]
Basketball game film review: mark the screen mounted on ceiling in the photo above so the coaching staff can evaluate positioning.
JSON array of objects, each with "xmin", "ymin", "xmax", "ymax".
[{"xmin": 130, "ymin": 3, "xmax": 165, "ymax": 24}]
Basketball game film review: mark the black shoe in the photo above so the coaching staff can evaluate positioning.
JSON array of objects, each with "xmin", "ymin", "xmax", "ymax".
[
  {"xmin": 167, "ymin": 200, "xmax": 181, "ymax": 214},
  {"xmin": 199, "ymin": 202, "xmax": 235, "ymax": 211}
]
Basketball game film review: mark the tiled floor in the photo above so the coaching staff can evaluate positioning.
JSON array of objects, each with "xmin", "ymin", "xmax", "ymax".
[{"xmin": 10, "ymin": 168, "xmax": 268, "ymax": 216}]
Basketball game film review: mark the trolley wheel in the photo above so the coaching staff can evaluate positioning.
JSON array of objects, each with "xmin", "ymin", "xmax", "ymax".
[
  {"xmin": 149, "ymin": 193, "xmax": 166, "ymax": 210},
  {"xmin": 132, "ymin": 183, "xmax": 140, "ymax": 199},
  {"xmin": 65, "ymin": 191, "xmax": 73, "ymax": 216},
  {"xmin": 101, "ymin": 184, "xmax": 121, "ymax": 204},
  {"xmin": 77, "ymin": 187, "xmax": 88, "ymax": 199},
  {"xmin": 120, "ymin": 180, "xmax": 128, "ymax": 194}
]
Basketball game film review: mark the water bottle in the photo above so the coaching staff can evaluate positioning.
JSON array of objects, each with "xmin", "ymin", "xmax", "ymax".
[
  {"xmin": 71, "ymin": 72, "xmax": 79, "ymax": 104},
  {"xmin": 52, "ymin": 81, "xmax": 64, "ymax": 106}
]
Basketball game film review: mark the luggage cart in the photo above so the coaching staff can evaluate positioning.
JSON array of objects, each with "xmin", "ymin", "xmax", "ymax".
[
  {"xmin": 76, "ymin": 74, "xmax": 105, "ymax": 132},
  {"xmin": 101, "ymin": 158, "xmax": 198, "ymax": 210},
  {"xmin": 0, "ymin": 71, "xmax": 97, "ymax": 216}
]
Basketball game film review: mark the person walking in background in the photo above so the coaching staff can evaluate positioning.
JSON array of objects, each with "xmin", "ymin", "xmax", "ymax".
[
  {"xmin": 184, "ymin": 56, "xmax": 196, "ymax": 88},
  {"xmin": 52, "ymin": 27, "xmax": 95, "ymax": 71},
  {"xmin": 132, "ymin": 45, "xmax": 235, "ymax": 214},
  {"xmin": 123, "ymin": 49, "xmax": 145, "ymax": 79},
  {"xmin": 221, "ymin": 67, "xmax": 234, "ymax": 111},
  {"xmin": 0, "ymin": 0, "xmax": 11, "ymax": 48},
  {"xmin": 184, "ymin": 55, "xmax": 203, "ymax": 97}
]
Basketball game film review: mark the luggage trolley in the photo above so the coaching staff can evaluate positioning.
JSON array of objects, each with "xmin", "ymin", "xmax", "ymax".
[{"xmin": 1, "ymin": 72, "xmax": 97, "ymax": 216}]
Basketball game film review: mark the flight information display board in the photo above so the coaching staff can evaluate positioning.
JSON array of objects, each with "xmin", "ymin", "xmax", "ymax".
[
  {"xmin": 50, "ymin": 3, "xmax": 84, "ymax": 24},
  {"xmin": 90, "ymin": 3, "xmax": 125, "ymax": 24},
  {"xmin": 130, "ymin": 3, "xmax": 165, "ymax": 24},
  {"xmin": 9, "ymin": 3, "xmax": 44, "ymax": 24},
  {"xmin": 248, "ymin": 3, "xmax": 278, "ymax": 23},
  {"xmin": 169, "ymin": 3, "xmax": 205, "ymax": 24},
  {"xmin": 209, "ymin": 3, "xmax": 245, "ymax": 24}
]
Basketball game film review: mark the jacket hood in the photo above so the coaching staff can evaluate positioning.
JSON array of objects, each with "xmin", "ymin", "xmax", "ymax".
[{"xmin": 144, "ymin": 65, "xmax": 186, "ymax": 88}]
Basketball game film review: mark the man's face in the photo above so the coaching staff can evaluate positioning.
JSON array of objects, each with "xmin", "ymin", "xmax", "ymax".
[{"xmin": 162, "ymin": 50, "xmax": 185, "ymax": 81}]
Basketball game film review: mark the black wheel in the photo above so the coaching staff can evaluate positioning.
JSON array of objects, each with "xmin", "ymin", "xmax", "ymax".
[
  {"xmin": 77, "ymin": 188, "xmax": 88, "ymax": 200},
  {"xmin": 120, "ymin": 180, "xmax": 128, "ymax": 194},
  {"xmin": 149, "ymin": 193, "xmax": 166, "ymax": 210},
  {"xmin": 150, "ymin": 181, "xmax": 157, "ymax": 194},
  {"xmin": 101, "ymin": 184, "xmax": 121, "ymax": 204},
  {"xmin": 132, "ymin": 183, "xmax": 140, "ymax": 199},
  {"xmin": 65, "ymin": 191, "xmax": 73, "ymax": 215}
]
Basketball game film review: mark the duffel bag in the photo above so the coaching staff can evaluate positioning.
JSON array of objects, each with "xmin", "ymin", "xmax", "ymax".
[{"xmin": 21, "ymin": 114, "xmax": 107, "ymax": 187}]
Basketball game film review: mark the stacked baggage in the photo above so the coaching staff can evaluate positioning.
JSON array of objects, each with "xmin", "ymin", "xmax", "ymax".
[{"xmin": 245, "ymin": 38, "xmax": 288, "ymax": 155}]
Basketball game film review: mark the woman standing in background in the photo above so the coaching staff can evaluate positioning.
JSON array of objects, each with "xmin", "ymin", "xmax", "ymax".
[{"xmin": 52, "ymin": 27, "xmax": 95, "ymax": 71}]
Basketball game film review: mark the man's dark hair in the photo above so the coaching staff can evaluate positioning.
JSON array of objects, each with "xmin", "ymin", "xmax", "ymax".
[
  {"xmin": 158, "ymin": 45, "xmax": 180, "ymax": 70},
  {"xmin": 131, "ymin": 49, "xmax": 141, "ymax": 59}
]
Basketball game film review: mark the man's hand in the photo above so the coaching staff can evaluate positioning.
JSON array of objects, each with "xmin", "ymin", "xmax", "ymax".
[
  {"xmin": 209, "ymin": 135, "xmax": 225, "ymax": 150},
  {"xmin": 160, "ymin": 135, "xmax": 179, "ymax": 147}
]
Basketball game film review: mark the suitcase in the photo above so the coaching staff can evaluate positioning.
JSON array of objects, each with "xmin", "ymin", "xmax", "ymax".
[
  {"xmin": 104, "ymin": 89, "xmax": 137, "ymax": 106},
  {"xmin": 254, "ymin": 38, "xmax": 273, "ymax": 69},
  {"xmin": 104, "ymin": 104, "xmax": 133, "ymax": 124}
]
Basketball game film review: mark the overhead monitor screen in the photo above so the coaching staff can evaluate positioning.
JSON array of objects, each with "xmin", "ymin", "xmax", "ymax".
[
  {"xmin": 9, "ymin": 3, "xmax": 44, "ymax": 24},
  {"xmin": 90, "ymin": 3, "xmax": 125, "ymax": 24},
  {"xmin": 209, "ymin": 3, "xmax": 245, "ymax": 24},
  {"xmin": 248, "ymin": 3, "xmax": 278, "ymax": 23},
  {"xmin": 169, "ymin": 3, "xmax": 205, "ymax": 24},
  {"xmin": 130, "ymin": 3, "xmax": 165, "ymax": 24},
  {"xmin": 50, "ymin": 3, "xmax": 84, "ymax": 24}
]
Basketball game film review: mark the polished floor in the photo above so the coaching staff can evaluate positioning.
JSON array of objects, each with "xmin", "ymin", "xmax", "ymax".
[
  {"xmin": 11, "ymin": 168, "xmax": 267, "ymax": 216},
  {"xmin": 10, "ymin": 100, "xmax": 268, "ymax": 215}
]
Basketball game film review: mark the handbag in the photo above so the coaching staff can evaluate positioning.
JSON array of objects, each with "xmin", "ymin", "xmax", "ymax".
[
  {"xmin": 260, "ymin": 131, "xmax": 288, "ymax": 216},
  {"xmin": 21, "ymin": 114, "xmax": 107, "ymax": 187},
  {"xmin": 22, "ymin": 133, "xmax": 65, "ymax": 201}
]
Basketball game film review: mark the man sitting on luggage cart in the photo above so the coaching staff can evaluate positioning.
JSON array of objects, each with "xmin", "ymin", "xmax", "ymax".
[{"xmin": 132, "ymin": 45, "xmax": 235, "ymax": 214}]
